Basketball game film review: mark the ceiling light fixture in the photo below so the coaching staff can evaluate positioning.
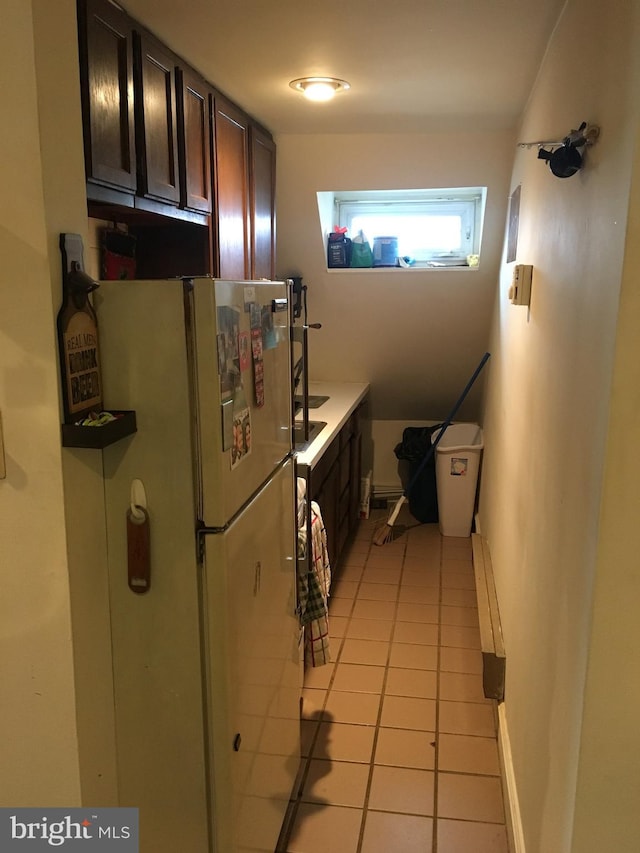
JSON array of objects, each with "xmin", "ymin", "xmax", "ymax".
[{"xmin": 289, "ymin": 77, "xmax": 350, "ymax": 102}]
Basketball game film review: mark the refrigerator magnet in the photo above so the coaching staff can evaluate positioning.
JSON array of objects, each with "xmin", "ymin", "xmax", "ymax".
[
  {"xmin": 261, "ymin": 305, "xmax": 277, "ymax": 349},
  {"xmin": 221, "ymin": 399, "xmax": 234, "ymax": 450},
  {"xmin": 217, "ymin": 306, "xmax": 241, "ymax": 393},
  {"xmin": 251, "ymin": 328, "xmax": 265, "ymax": 408},
  {"xmin": 231, "ymin": 406, "xmax": 251, "ymax": 468},
  {"xmin": 243, "ymin": 287, "xmax": 256, "ymax": 311},
  {"xmin": 249, "ymin": 301, "xmax": 261, "ymax": 329},
  {"xmin": 216, "ymin": 333, "xmax": 226, "ymax": 375},
  {"xmin": 239, "ymin": 331, "xmax": 250, "ymax": 371}
]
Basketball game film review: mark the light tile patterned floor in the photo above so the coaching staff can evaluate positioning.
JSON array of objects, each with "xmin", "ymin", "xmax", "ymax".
[{"xmin": 277, "ymin": 511, "xmax": 510, "ymax": 853}]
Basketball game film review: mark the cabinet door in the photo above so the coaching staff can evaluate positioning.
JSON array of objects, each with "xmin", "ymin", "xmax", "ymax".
[
  {"xmin": 177, "ymin": 68, "xmax": 212, "ymax": 214},
  {"xmin": 316, "ymin": 462, "xmax": 340, "ymax": 570},
  {"xmin": 135, "ymin": 31, "xmax": 180, "ymax": 205},
  {"xmin": 349, "ymin": 429, "xmax": 363, "ymax": 531},
  {"xmin": 249, "ymin": 126, "xmax": 276, "ymax": 280},
  {"xmin": 78, "ymin": 0, "xmax": 136, "ymax": 194},
  {"xmin": 213, "ymin": 95, "xmax": 250, "ymax": 279}
]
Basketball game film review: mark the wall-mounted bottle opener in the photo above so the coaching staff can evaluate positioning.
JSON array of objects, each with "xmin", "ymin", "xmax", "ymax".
[{"xmin": 127, "ymin": 479, "xmax": 151, "ymax": 593}]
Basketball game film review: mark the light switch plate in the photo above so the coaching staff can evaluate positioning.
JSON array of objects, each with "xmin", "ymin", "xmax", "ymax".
[{"xmin": 509, "ymin": 264, "xmax": 533, "ymax": 306}]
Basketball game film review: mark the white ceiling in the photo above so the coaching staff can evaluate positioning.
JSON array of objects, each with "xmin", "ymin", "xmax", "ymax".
[{"xmin": 123, "ymin": 0, "xmax": 567, "ymax": 135}]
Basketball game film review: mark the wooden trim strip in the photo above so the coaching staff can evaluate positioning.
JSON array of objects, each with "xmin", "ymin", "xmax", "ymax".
[{"xmin": 472, "ymin": 532, "xmax": 506, "ymax": 701}]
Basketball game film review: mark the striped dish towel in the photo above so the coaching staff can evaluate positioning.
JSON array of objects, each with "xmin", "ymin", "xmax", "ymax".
[{"xmin": 297, "ymin": 501, "xmax": 331, "ymax": 667}]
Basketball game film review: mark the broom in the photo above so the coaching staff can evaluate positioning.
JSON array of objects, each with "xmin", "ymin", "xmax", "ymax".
[{"xmin": 373, "ymin": 352, "xmax": 491, "ymax": 546}]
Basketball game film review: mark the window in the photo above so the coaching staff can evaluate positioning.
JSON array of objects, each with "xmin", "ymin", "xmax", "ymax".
[{"xmin": 331, "ymin": 187, "xmax": 486, "ymax": 267}]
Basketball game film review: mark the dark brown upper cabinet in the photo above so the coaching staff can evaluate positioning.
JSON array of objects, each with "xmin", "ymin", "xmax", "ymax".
[
  {"xmin": 213, "ymin": 95, "xmax": 250, "ymax": 280},
  {"xmin": 77, "ymin": 0, "xmax": 275, "ymax": 278},
  {"xmin": 176, "ymin": 68, "xmax": 212, "ymax": 215},
  {"xmin": 249, "ymin": 126, "xmax": 276, "ymax": 281},
  {"xmin": 134, "ymin": 31, "xmax": 180, "ymax": 207},
  {"xmin": 77, "ymin": 0, "xmax": 136, "ymax": 201}
]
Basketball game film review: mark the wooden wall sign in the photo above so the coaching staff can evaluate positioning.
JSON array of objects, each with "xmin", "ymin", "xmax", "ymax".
[{"xmin": 57, "ymin": 233, "xmax": 103, "ymax": 423}]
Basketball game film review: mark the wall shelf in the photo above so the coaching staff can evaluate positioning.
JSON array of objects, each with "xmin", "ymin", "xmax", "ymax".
[{"xmin": 61, "ymin": 410, "xmax": 137, "ymax": 449}]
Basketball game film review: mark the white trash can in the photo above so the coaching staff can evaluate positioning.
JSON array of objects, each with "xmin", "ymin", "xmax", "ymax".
[{"xmin": 432, "ymin": 423, "xmax": 484, "ymax": 537}]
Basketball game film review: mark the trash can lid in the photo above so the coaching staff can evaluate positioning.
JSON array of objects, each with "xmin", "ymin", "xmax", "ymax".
[{"xmin": 432, "ymin": 423, "xmax": 483, "ymax": 451}]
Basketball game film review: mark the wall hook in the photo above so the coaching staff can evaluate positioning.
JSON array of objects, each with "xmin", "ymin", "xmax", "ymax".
[
  {"xmin": 130, "ymin": 478, "xmax": 147, "ymax": 522},
  {"xmin": 517, "ymin": 122, "xmax": 600, "ymax": 151},
  {"xmin": 517, "ymin": 138, "xmax": 565, "ymax": 150},
  {"xmin": 127, "ymin": 478, "xmax": 151, "ymax": 593}
]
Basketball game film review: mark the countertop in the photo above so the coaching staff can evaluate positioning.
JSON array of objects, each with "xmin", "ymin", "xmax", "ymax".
[{"xmin": 294, "ymin": 381, "xmax": 370, "ymax": 469}]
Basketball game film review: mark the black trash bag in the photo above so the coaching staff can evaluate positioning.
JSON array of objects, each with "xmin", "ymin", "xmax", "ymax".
[{"xmin": 394, "ymin": 424, "xmax": 443, "ymax": 523}]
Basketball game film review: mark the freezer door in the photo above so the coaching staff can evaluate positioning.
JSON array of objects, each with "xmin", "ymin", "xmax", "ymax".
[
  {"xmin": 202, "ymin": 458, "xmax": 300, "ymax": 853},
  {"xmin": 98, "ymin": 278, "xmax": 209, "ymax": 852},
  {"xmin": 192, "ymin": 278, "xmax": 292, "ymax": 527}
]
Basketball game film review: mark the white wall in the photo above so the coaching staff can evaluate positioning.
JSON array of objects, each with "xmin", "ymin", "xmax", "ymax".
[
  {"xmin": 570, "ymin": 37, "xmax": 640, "ymax": 848},
  {"xmin": 478, "ymin": 0, "xmax": 640, "ymax": 849},
  {"xmin": 34, "ymin": 0, "xmax": 119, "ymax": 805},
  {"xmin": 0, "ymin": 0, "xmax": 118, "ymax": 806},
  {"xmin": 0, "ymin": 0, "xmax": 81, "ymax": 805},
  {"xmin": 275, "ymin": 131, "xmax": 512, "ymax": 489}
]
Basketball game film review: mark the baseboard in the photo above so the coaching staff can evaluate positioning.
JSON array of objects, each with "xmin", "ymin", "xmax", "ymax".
[
  {"xmin": 370, "ymin": 496, "xmax": 389, "ymax": 509},
  {"xmin": 372, "ymin": 485, "xmax": 402, "ymax": 499},
  {"xmin": 498, "ymin": 703, "xmax": 526, "ymax": 853}
]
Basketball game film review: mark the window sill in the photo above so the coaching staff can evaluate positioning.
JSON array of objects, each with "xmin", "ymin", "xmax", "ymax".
[{"xmin": 325, "ymin": 265, "xmax": 480, "ymax": 273}]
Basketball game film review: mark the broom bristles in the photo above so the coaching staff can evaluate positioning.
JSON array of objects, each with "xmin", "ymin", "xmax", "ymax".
[
  {"xmin": 372, "ymin": 522, "xmax": 394, "ymax": 546},
  {"xmin": 372, "ymin": 495, "xmax": 406, "ymax": 546}
]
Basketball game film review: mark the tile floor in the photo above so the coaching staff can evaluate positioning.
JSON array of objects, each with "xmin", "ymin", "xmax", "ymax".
[{"xmin": 277, "ymin": 511, "xmax": 510, "ymax": 853}]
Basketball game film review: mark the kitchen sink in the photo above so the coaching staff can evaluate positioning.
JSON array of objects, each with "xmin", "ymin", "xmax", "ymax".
[
  {"xmin": 294, "ymin": 394, "xmax": 330, "ymax": 413},
  {"xmin": 307, "ymin": 395, "xmax": 330, "ymax": 409},
  {"xmin": 293, "ymin": 420, "xmax": 327, "ymax": 451}
]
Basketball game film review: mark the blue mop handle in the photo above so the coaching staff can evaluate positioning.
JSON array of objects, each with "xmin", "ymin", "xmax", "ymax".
[{"xmin": 403, "ymin": 351, "xmax": 491, "ymax": 498}]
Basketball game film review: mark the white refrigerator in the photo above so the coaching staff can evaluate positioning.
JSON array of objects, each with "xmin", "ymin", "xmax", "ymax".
[{"xmin": 96, "ymin": 277, "xmax": 300, "ymax": 853}]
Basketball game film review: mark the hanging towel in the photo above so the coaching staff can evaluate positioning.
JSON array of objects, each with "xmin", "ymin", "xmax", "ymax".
[{"xmin": 297, "ymin": 499, "xmax": 331, "ymax": 667}]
